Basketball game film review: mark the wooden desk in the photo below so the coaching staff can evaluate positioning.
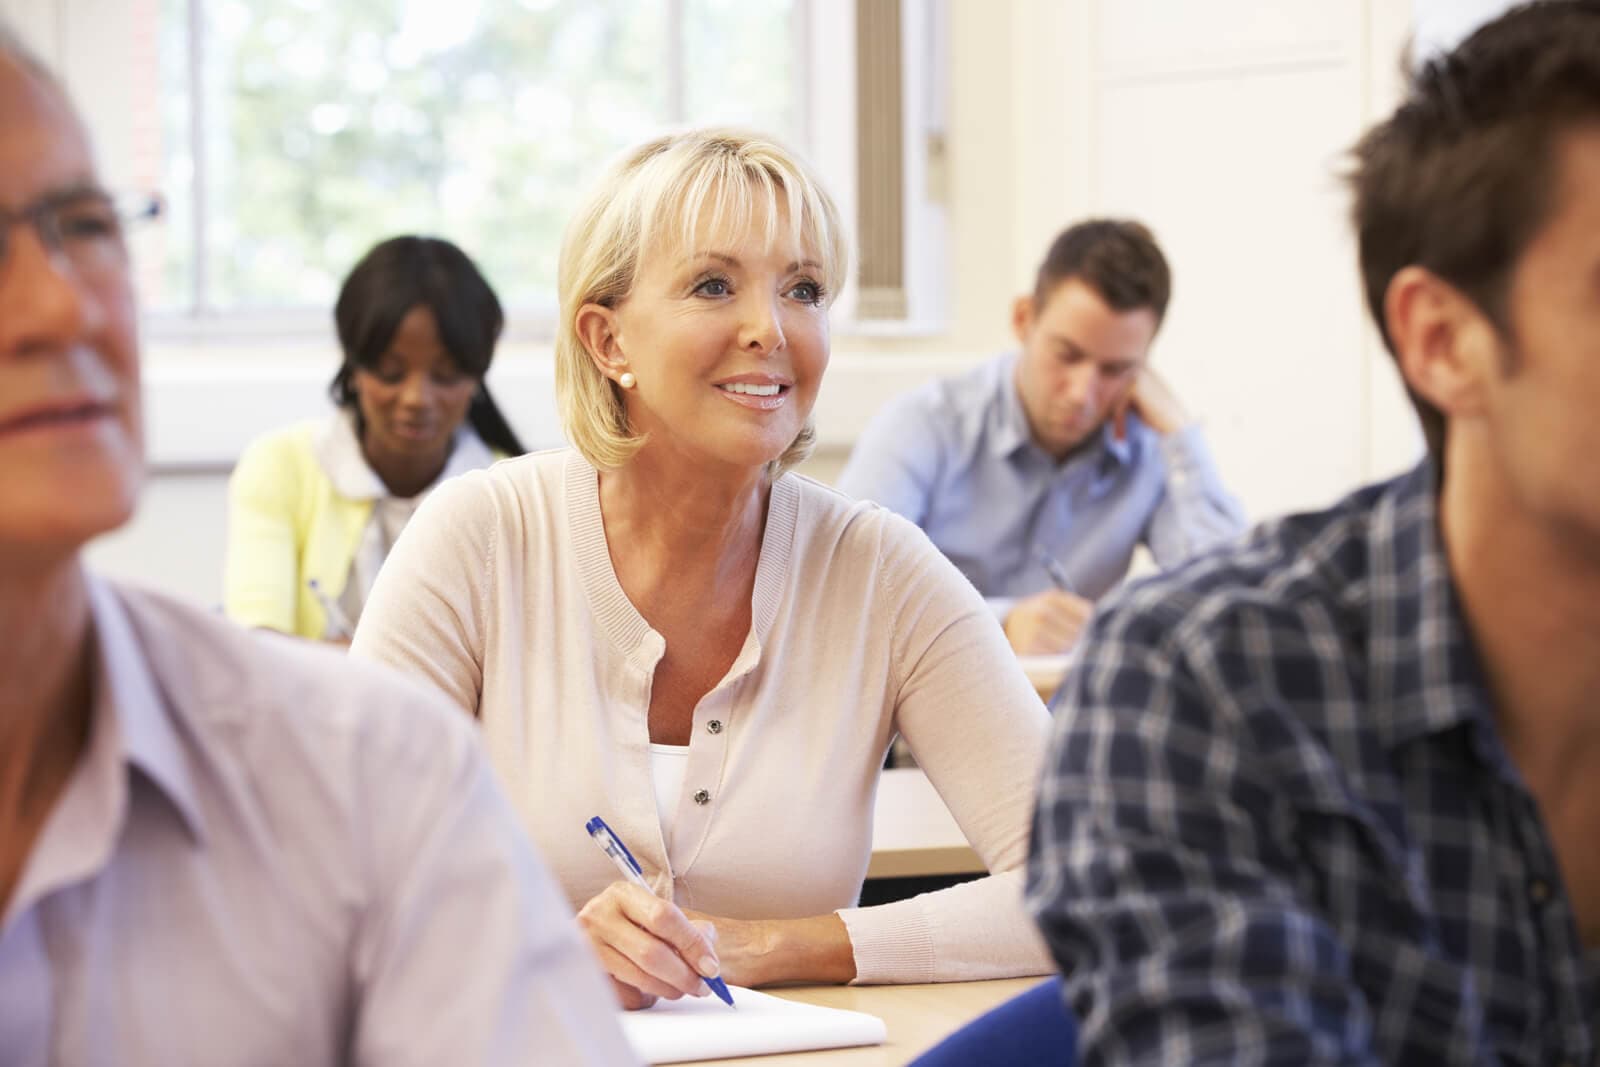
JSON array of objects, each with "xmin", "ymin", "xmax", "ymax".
[
  {"xmin": 677, "ymin": 978, "xmax": 1048, "ymax": 1066},
  {"xmin": 1018, "ymin": 653, "xmax": 1071, "ymax": 702},
  {"xmin": 868, "ymin": 769, "xmax": 984, "ymax": 880}
]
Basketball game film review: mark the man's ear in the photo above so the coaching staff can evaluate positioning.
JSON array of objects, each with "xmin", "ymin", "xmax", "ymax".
[
  {"xmin": 1011, "ymin": 294, "xmax": 1035, "ymax": 346},
  {"xmin": 574, "ymin": 303, "xmax": 627, "ymax": 382},
  {"xmin": 1384, "ymin": 266, "xmax": 1501, "ymax": 421}
]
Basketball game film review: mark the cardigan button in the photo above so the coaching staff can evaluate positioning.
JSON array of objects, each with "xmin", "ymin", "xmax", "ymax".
[
  {"xmin": 707, "ymin": 719, "xmax": 724, "ymax": 734},
  {"xmin": 692, "ymin": 789, "xmax": 711, "ymax": 805}
]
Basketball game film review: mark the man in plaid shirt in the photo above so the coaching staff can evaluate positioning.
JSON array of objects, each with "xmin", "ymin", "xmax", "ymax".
[{"xmin": 1026, "ymin": 3, "xmax": 1600, "ymax": 1064}]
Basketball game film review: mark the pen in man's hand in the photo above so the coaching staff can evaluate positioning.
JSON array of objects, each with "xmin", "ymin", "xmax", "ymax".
[{"xmin": 1036, "ymin": 551, "xmax": 1080, "ymax": 597}]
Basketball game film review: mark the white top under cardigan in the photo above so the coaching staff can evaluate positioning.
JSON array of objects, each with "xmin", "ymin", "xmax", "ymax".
[{"xmin": 351, "ymin": 449, "xmax": 1054, "ymax": 984}]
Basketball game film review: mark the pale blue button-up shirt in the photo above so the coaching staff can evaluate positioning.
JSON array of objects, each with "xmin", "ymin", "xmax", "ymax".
[
  {"xmin": 0, "ymin": 577, "xmax": 635, "ymax": 1067},
  {"xmin": 837, "ymin": 352, "xmax": 1246, "ymax": 616}
]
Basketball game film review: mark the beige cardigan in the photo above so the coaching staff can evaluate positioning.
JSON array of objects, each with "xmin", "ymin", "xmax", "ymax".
[{"xmin": 351, "ymin": 449, "xmax": 1053, "ymax": 983}]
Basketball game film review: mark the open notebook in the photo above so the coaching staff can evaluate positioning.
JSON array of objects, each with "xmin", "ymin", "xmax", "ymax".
[{"xmin": 618, "ymin": 986, "xmax": 887, "ymax": 1064}]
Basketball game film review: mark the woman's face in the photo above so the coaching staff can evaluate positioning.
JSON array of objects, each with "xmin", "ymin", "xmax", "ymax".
[
  {"xmin": 350, "ymin": 304, "xmax": 478, "ymax": 469},
  {"xmin": 599, "ymin": 200, "xmax": 831, "ymax": 474}
]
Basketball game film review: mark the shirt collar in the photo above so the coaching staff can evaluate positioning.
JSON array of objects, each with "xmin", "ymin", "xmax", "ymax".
[
  {"xmin": 87, "ymin": 576, "xmax": 207, "ymax": 842},
  {"xmin": 2, "ymin": 578, "xmax": 205, "ymax": 933},
  {"xmin": 989, "ymin": 352, "xmax": 1135, "ymax": 468},
  {"xmin": 313, "ymin": 407, "xmax": 494, "ymax": 501},
  {"xmin": 1364, "ymin": 461, "xmax": 1500, "ymax": 756},
  {"xmin": 1099, "ymin": 420, "xmax": 1136, "ymax": 467},
  {"xmin": 989, "ymin": 352, "xmax": 1034, "ymax": 458},
  {"xmin": 314, "ymin": 408, "xmax": 387, "ymax": 499}
]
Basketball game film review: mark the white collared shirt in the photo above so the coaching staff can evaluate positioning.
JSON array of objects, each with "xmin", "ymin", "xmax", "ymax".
[
  {"xmin": 0, "ymin": 575, "xmax": 636, "ymax": 1066},
  {"xmin": 312, "ymin": 409, "xmax": 495, "ymax": 629}
]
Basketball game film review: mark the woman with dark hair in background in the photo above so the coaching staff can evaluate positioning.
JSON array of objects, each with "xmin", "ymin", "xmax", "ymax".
[{"xmin": 224, "ymin": 235, "xmax": 525, "ymax": 641}]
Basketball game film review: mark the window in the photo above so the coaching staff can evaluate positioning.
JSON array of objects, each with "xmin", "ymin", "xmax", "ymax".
[
  {"xmin": 146, "ymin": 0, "xmax": 804, "ymax": 320},
  {"xmin": 1411, "ymin": 0, "xmax": 1521, "ymax": 62}
]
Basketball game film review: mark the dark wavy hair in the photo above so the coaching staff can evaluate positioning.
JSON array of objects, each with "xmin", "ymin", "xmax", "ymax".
[
  {"xmin": 1349, "ymin": 0, "xmax": 1600, "ymax": 461},
  {"xmin": 329, "ymin": 236, "xmax": 525, "ymax": 456}
]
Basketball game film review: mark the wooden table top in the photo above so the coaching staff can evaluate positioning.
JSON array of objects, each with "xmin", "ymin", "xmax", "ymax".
[{"xmin": 868, "ymin": 769, "xmax": 985, "ymax": 880}]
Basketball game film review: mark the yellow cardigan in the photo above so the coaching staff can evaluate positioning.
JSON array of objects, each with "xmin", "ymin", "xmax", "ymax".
[
  {"xmin": 226, "ymin": 417, "xmax": 505, "ymax": 639},
  {"xmin": 223, "ymin": 421, "xmax": 373, "ymax": 639}
]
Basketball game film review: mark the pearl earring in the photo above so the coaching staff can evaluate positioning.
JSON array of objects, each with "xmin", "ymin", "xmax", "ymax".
[{"xmin": 618, "ymin": 371, "xmax": 637, "ymax": 389}]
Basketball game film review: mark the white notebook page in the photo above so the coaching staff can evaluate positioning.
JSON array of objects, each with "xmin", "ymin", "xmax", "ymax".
[{"xmin": 618, "ymin": 985, "xmax": 887, "ymax": 1064}]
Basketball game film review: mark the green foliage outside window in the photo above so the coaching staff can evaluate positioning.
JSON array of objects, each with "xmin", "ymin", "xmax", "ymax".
[{"xmin": 155, "ymin": 0, "xmax": 794, "ymax": 316}]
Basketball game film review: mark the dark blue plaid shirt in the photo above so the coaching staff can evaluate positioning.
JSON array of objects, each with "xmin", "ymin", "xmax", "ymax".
[{"xmin": 1027, "ymin": 462, "xmax": 1598, "ymax": 1066}]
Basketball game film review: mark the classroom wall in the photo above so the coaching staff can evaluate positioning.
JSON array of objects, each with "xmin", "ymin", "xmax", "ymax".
[
  {"xmin": 1077, "ymin": 0, "xmax": 1415, "ymax": 512},
  {"xmin": 9, "ymin": 1, "xmax": 1432, "ymax": 608}
]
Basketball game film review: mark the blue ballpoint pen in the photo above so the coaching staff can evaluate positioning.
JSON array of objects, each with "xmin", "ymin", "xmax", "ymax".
[
  {"xmin": 585, "ymin": 815, "xmax": 736, "ymax": 1008},
  {"xmin": 1036, "ymin": 551, "xmax": 1081, "ymax": 597}
]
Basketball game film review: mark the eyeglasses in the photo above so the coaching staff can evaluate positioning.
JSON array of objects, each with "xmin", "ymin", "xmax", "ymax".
[{"xmin": 0, "ymin": 189, "xmax": 163, "ymax": 278}]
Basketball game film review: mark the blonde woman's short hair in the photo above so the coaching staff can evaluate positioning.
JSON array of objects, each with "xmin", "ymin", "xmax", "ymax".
[{"xmin": 555, "ymin": 127, "xmax": 849, "ymax": 473}]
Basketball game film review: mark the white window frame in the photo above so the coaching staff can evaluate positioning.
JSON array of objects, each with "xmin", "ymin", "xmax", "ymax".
[{"xmin": 26, "ymin": 0, "xmax": 949, "ymax": 342}]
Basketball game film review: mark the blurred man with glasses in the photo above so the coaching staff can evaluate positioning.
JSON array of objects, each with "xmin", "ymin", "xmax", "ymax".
[{"xmin": 0, "ymin": 27, "xmax": 635, "ymax": 1066}]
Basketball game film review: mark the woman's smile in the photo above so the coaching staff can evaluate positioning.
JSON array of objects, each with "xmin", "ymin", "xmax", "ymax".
[{"xmin": 714, "ymin": 373, "xmax": 793, "ymax": 411}]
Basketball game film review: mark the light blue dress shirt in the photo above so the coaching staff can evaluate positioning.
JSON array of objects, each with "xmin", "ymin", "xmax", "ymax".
[
  {"xmin": 837, "ymin": 352, "xmax": 1246, "ymax": 617},
  {"xmin": 0, "ymin": 576, "xmax": 636, "ymax": 1066}
]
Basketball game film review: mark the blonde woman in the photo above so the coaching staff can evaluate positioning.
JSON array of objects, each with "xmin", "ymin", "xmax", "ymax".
[{"xmin": 352, "ymin": 129, "xmax": 1052, "ymax": 1006}]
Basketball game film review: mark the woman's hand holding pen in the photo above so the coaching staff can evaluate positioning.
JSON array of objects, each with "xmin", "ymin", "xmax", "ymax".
[
  {"xmin": 674, "ymin": 909, "xmax": 863, "ymax": 997},
  {"xmin": 576, "ymin": 883, "xmax": 859, "ymax": 1008},
  {"xmin": 670, "ymin": 908, "xmax": 854, "ymax": 987},
  {"xmin": 576, "ymin": 881, "xmax": 723, "ymax": 1010}
]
